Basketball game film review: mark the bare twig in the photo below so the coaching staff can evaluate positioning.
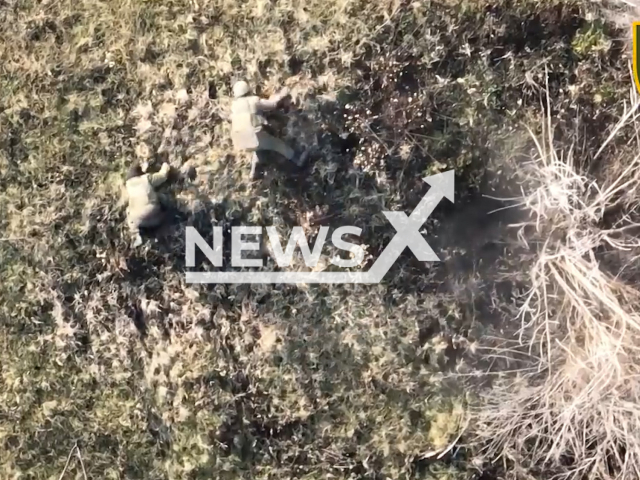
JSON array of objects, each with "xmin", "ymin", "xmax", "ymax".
[
  {"xmin": 76, "ymin": 445, "xmax": 88, "ymax": 480},
  {"xmin": 58, "ymin": 444, "xmax": 78, "ymax": 480}
]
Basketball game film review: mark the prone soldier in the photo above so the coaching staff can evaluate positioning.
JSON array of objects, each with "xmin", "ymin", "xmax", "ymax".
[
  {"xmin": 230, "ymin": 80, "xmax": 308, "ymax": 179},
  {"xmin": 124, "ymin": 161, "xmax": 171, "ymax": 247}
]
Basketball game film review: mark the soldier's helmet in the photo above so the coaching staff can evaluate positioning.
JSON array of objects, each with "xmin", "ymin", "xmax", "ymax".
[{"xmin": 232, "ymin": 80, "xmax": 250, "ymax": 98}]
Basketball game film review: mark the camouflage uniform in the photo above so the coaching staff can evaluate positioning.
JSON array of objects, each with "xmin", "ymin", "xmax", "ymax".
[
  {"xmin": 230, "ymin": 81, "xmax": 305, "ymax": 178},
  {"xmin": 125, "ymin": 162, "xmax": 171, "ymax": 245}
]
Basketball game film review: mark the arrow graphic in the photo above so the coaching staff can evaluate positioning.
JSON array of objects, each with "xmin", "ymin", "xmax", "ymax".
[{"xmin": 186, "ymin": 170, "xmax": 454, "ymax": 284}]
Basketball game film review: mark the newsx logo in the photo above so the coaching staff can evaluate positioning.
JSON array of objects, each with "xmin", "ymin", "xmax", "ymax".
[
  {"xmin": 186, "ymin": 224, "xmax": 365, "ymax": 269},
  {"xmin": 185, "ymin": 170, "xmax": 454, "ymax": 284}
]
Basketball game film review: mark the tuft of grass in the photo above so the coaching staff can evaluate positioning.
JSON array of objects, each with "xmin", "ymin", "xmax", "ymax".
[
  {"xmin": 473, "ymin": 78, "xmax": 640, "ymax": 480},
  {"xmin": 572, "ymin": 19, "xmax": 611, "ymax": 56}
]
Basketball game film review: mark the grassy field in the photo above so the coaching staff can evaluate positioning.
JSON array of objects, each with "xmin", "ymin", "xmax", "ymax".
[{"xmin": 0, "ymin": 0, "xmax": 638, "ymax": 478}]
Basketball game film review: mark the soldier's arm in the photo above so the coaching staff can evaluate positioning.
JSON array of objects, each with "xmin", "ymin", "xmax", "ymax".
[
  {"xmin": 257, "ymin": 87, "xmax": 290, "ymax": 111},
  {"xmin": 148, "ymin": 163, "xmax": 171, "ymax": 187},
  {"xmin": 256, "ymin": 98, "xmax": 280, "ymax": 111}
]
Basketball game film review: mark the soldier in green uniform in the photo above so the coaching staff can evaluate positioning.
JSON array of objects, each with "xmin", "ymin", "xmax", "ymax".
[
  {"xmin": 230, "ymin": 80, "xmax": 308, "ymax": 179},
  {"xmin": 124, "ymin": 162, "xmax": 171, "ymax": 247}
]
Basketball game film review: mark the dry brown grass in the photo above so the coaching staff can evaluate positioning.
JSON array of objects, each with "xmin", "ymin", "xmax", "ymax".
[{"xmin": 473, "ymin": 77, "xmax": 640, "ymax": 479}]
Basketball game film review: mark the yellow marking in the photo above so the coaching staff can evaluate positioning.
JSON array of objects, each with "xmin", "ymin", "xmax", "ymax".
[{"xmin": 634, "ymin": 23, "xmax": 640, "ymax": 93}]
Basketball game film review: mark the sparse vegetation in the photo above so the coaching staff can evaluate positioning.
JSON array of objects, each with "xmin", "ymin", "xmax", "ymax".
[{"xmin": 1, "ymin": 0, "xmax": 639, "ymax": 478}]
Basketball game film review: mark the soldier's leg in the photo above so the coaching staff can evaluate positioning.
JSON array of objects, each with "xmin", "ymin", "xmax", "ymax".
[
  {"xmin": 138, "ymin": 205, "xmax": 164, "ymax": 229},
  {"xmin": 256, "ymin": 131, "xmax": 295, "ymax": 161},
  {"xmin": 127, "ymin": 213, "xmax": 144, "ymax": 247},
  {"xmin": 249, "ymin": 152, "xmax": 260, "ymax": 180}
]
